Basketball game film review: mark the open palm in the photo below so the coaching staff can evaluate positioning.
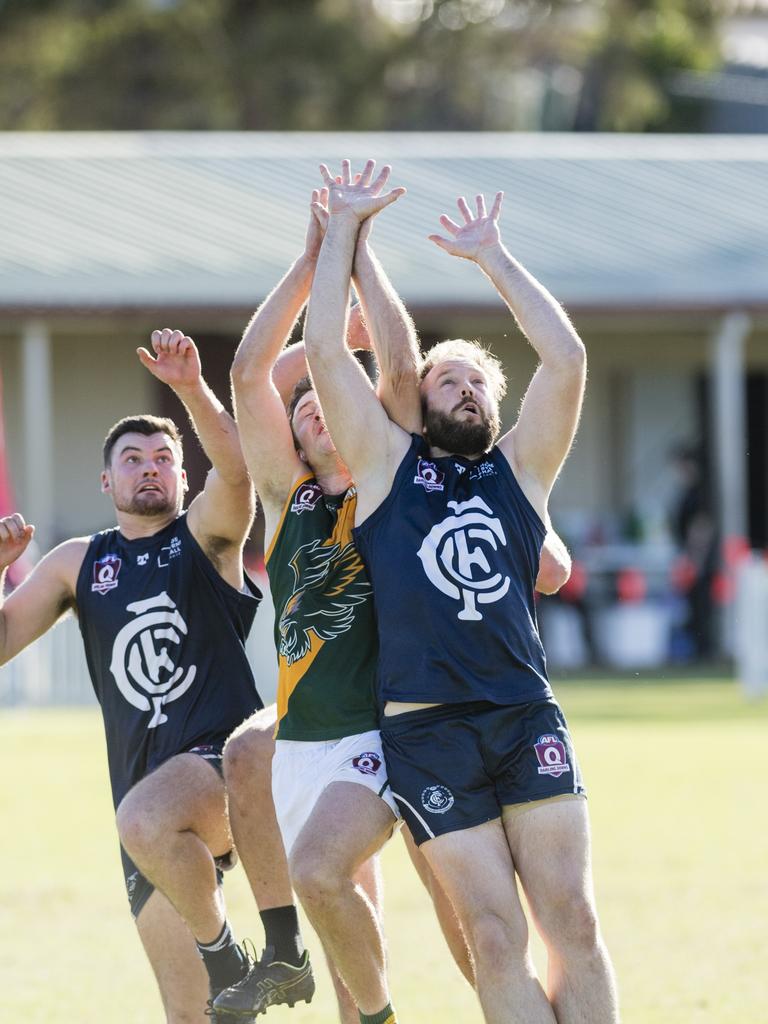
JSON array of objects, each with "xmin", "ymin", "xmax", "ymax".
[
  {"xmin": 429, "ymin": 192, "xmax": 503, "ymax": 261},
  {"xmin": 320, "ymin": 159, "xmax": 405, "ymax": 224}
]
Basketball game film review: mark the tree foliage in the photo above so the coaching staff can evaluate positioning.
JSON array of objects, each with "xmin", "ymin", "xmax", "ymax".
[{"xmin": 0, "ymin": 0, "xmax": 722, "ymax": 131}]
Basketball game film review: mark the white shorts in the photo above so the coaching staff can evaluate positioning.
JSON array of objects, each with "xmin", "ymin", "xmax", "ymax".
[{"xmin": 272, "ymin": 729, "xmax": 400, "ymax": 857}]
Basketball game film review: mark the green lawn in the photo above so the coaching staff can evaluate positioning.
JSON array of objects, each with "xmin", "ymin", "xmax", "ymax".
[{"xmin": 0, "ymin": 678, "xmax": 765, "ymax": 1023}]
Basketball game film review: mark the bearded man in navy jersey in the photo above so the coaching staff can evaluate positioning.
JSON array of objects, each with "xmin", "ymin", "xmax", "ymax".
[{"xmin": 302, "ymin": 159, "xmax": 620, "ymax": 1024}]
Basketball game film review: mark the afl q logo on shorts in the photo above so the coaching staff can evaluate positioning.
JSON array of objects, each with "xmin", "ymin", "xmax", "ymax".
[
  {"xmin": 421, "ymin": 784, "xmax": 455, "ymax": 815},
  {"xmin": 109, "ymin": 591, "xmax": 197, "ymax": 730},
  {"xmin": 417, "ymin": 497, "xmax": 510, "ymax": 621},
  {"xmin": 352, "ymin": 752, "xmax": 382, "ymax": 776},
  {"xmin": 534, "ymin": 734, "xmax": 570, "ymax": 779}
]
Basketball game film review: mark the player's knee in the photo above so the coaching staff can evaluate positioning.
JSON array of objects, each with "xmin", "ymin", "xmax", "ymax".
[
  {"xmin": 223, "ymin": 717, "xmax": 275, "ymax": 791},
  {"xmin": 466, "ymin": 909, "xmax": 527, "ymax": 966},
  {"xmin": 116, "ymin": 798, "xmax": 162, "ymax": 860},
  {"xmin": 544, "ymin": 891, "xmax": 601, "ymax": 954},
  {"xmin": 290, "ymin": 846, "xmax": 345, "ymax": 905}
]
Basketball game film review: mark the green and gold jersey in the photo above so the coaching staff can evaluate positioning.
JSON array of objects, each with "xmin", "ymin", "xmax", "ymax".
[{"xmin": 265, "ymin": 474, "xmax": 379, "ymax": 741}]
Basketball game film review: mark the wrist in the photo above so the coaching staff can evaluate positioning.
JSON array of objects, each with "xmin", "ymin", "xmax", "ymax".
[
  {"xmin": 475, "ymin": 241, "xmax": 510, "ymax": 272},
  {"xmin": 172, "ymin": 379, "xmax": 206, "ymax": 402}
]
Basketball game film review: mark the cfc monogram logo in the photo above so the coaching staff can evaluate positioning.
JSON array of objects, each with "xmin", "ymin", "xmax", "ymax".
[
  {"xmin": 109, "ymin": 591, "xmax": 197, "ymax": 729},
  {"xmin": 417, "ymin": 497, "xmax": 510, "ymax": 621}
]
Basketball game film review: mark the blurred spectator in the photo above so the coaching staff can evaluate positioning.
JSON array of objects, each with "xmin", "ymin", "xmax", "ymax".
[{"xmin": 669, "ymin": 444, "xmax": 718, "ymax": 659}]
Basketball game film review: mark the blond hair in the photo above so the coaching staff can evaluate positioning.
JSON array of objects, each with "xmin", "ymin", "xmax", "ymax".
[{"xmin": 419, "ymin": 339, "xmax": 507, "ymax": 404}]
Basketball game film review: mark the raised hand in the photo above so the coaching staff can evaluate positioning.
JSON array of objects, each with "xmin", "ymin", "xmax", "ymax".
[
  {"xmin": 318, "ymin": 159, "xmax": 406, "ymax": 226},
  {"xmin": 429, "ymin": 191, "xmax": 504, "ymax": 262},
  {"xmin": 304, "ymin": 187, "xmax": 329, "ymax": 261},
  {"xmin": 0, "ymin": 513, "xmax": 34, "ymax": 571},
  {"xmin": 137, "ymin": 329, "xmax": 203, "ymax": 392}
]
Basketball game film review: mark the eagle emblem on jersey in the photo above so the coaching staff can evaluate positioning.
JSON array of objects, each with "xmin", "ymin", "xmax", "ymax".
[{"xmin": 278, "ymin": 539, "xmax": 372, "ymax": 665}]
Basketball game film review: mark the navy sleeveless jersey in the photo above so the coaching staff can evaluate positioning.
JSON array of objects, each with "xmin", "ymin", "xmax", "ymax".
[
  {"xmin": 353, "ymin": 435, "xmax": 551, "ymax": 706},
  {"xmin": 75, "ymin": 513, "xmax": 263, "ymax": 808}
]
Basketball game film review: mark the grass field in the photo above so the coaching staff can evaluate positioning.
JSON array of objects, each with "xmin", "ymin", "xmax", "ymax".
[{"xmin": 1, "ymin": 677, "xmax": 766, "ymax": 1023}]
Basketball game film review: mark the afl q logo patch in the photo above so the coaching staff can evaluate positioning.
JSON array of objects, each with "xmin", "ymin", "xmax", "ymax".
[
  {"xmin": 109, "ymin": 591, "xmax": 197, "ymax": 730},
  {"xmin": 414, "ymin": 459, "xmax": 445, "ymax": 493},
  {"xmin": 291, "ymin": 483, "xmax": 323, "ymax": 515},
  {"xmin": 417, "ymin": 497, "xmax": 510, "ymax": 621},
  {"xmin": 352, "ymin": 752, "xmax": 382, "ymax": 776},
  {"xmin": 421, "ymin": 784, "xmax": 454, "ymax": 815},
  {"xmin": 92, "ymin": 555, "xmax": 122, "ymax": 595},
  {"xmin": 534, "ymin": 734, "xmax": 570, "ymax": 779}
]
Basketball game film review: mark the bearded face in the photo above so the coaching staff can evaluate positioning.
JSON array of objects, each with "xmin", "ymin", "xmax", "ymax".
[{"xmin": 423, "ymin": 399, "xmax": 500, "ymax": 457}]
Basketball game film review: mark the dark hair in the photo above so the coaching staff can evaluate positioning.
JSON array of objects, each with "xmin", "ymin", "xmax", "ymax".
[{"xmin": 103, "ymin": 415, "xmax": 183, "ymax": 467}]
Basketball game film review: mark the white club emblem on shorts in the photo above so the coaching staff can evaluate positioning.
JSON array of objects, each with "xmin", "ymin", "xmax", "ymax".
[
  {"xmin": 109, "ymin": 591, "xmax": 197, "ymax": 730},
  {"xmin": 417, "ymin": 497, "xmax": 510, "ymax": 621},
  {"xmin": 421, "ymin": 784, "xmax": 455, "ymax": 814}
]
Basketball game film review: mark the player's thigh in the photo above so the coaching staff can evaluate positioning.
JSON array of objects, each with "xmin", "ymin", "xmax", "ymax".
[
  {"xmin": 291, "ymin": 781, "xmax": 397, "ymax": 882},
  {"xmin": 502, "ymin": 795, "xmax": 595, "ymax": 939},
  {"xmin": 136, "ymin": 888, "xmax": 210, "ymax": 1023},
  {"xmin": 117, "ymin": 753, "xmax": 230, "ymax": 856},
  {"xmin": 419, "ymin": 817, "xmax": 529, "ymax": 945}
]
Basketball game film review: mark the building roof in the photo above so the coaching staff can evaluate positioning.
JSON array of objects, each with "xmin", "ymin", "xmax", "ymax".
[{"xmin": 1, "ymin": 132, "xmax": 767, "ymax": 313}]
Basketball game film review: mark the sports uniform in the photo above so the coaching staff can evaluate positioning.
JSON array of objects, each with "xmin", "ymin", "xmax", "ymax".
[
  {"xmin": 353, "ymin": 435, "xmax": 584, "ymax": 845},
  {"xmin": 76, "ymin": 512, "xmax": 262, "ymax": 915},
  {"xmin": 266, "ymin": 474, "xmax": 398, "ymax": 854}
]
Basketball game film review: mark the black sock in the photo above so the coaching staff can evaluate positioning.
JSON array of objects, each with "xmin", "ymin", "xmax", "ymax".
[
  {"xmin": 259, "ymin": 905, "xmax": 304, "ymax": 966},
  {"xmin": 196, "ymin": 921, "xmax": 247, "ymax": 992},
  {"xmin": 359, "ymin": 1005, "xmax": 396, "ymax": 1024}
]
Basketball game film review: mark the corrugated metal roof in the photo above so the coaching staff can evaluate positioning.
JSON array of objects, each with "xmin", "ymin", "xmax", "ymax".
[{"xmin": 1, "ymin": 132, "xmax": 767, "ymax": 311}]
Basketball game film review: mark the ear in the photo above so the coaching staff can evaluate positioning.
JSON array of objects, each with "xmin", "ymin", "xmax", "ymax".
[
  {"xmin": 180, "ymin": 468, "xmax": 189, "ymax": 493},
  {"xmin": 297, "ymin": 449, "xmax": 307, "ymax": 463},
  {"xmin": 100, "ymin": 470, "xmax": 111, "ymax": 494}
]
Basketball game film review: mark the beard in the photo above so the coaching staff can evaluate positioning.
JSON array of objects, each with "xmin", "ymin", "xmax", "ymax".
[
  {"xmin": 423, "ymin": 403, "xmax": 500, "ymax": 457},
  {"xmin": 115, "ymin": 489, "xmax": 179, "ymax": 517}
]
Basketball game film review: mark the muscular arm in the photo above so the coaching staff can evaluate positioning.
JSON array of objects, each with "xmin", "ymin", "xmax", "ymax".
[
  {"xmin": 0, "ymin": 516, "xmax": 83, "ymax": 665},
  {"xmin": 430, "ymin": 193, "xmax": 586, "ymax": 516},
  {"xmin": 303, "ymin": 160, "xmax": 410, "ymax": 517},
  {"xmin": 231, "ymin": 253, "xmax": 314, "ymax": 516},
  {"xmin": 138, "ymin": 330, "xmax": 254, "ymax": 550},
  {"xmin": 353, "ymin": 240, "xmax": 422, "ymax": 434}
]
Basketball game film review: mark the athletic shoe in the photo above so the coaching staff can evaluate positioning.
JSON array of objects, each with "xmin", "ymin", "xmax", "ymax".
[
  {"xmin": 211, "ymin": 945, "xmax": 315, "ymax": 1018},
  {"xmin": 205, "ymin": 940, "xmax": 255, "ymax": 1022}
]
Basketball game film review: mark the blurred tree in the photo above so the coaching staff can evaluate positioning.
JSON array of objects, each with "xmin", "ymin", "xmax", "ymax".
[{"xmin": 0, "ymin": 0, "xmax": 723, "ymax": 131}]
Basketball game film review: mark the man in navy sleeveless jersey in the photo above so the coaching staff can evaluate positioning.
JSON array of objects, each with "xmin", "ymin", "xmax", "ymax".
[
  {"xmin": 0, "ymin": 331, "xmax": 306, "ymax": 1022},
  {"xmin": 303, "ymin": 160, "xmax": 620, "ymax": 1024}
]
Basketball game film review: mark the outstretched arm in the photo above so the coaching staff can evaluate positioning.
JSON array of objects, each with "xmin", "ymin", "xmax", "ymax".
[
  {"xmin": 309, "ymin": 196, "xmax": 421, "ymax": 433},
  {"xmin": 138, "ymin": 329, "xmax": 254, "ymax": 549},
  {"xmin": 230, "ymin": 190, "xmax": 336, "ymax": 523},
  {"xmin": 354, "ymin": 240, "xmax": 422, "ymax": 434},
  {"xmin": 0, "ymin": 514, "xmax": 83, "ymax": 665},
  {"xmin": 303, "ymin": 159, "xmax": 410, "ymax": 510},
  {"xmin": 430, "ymin": 192, "xmax": 586, "ymax": 515}
]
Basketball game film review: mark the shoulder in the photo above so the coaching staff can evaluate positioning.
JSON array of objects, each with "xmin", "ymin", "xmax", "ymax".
[{"xmin": 39, "ymin": 535, "xmax": 90, "ymax": 601}]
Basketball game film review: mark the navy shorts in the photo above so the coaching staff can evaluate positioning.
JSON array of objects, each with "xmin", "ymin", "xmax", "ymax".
[
  {"xmin": 380, "ymin": 698, "xmax": 585, "ymax": 846},
  {"xmin": 122, "ymin": 744, "xmax": 229, "ymax": 919}
]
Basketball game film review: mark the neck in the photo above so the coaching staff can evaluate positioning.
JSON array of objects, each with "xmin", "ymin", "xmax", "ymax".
[
  {"xmin": 115, "ymin": 509, "xmax": 180, "ymax": 540},
  {"xmin": 308, "ymin": 453, "xmax": 353, "ymax": 495}
]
